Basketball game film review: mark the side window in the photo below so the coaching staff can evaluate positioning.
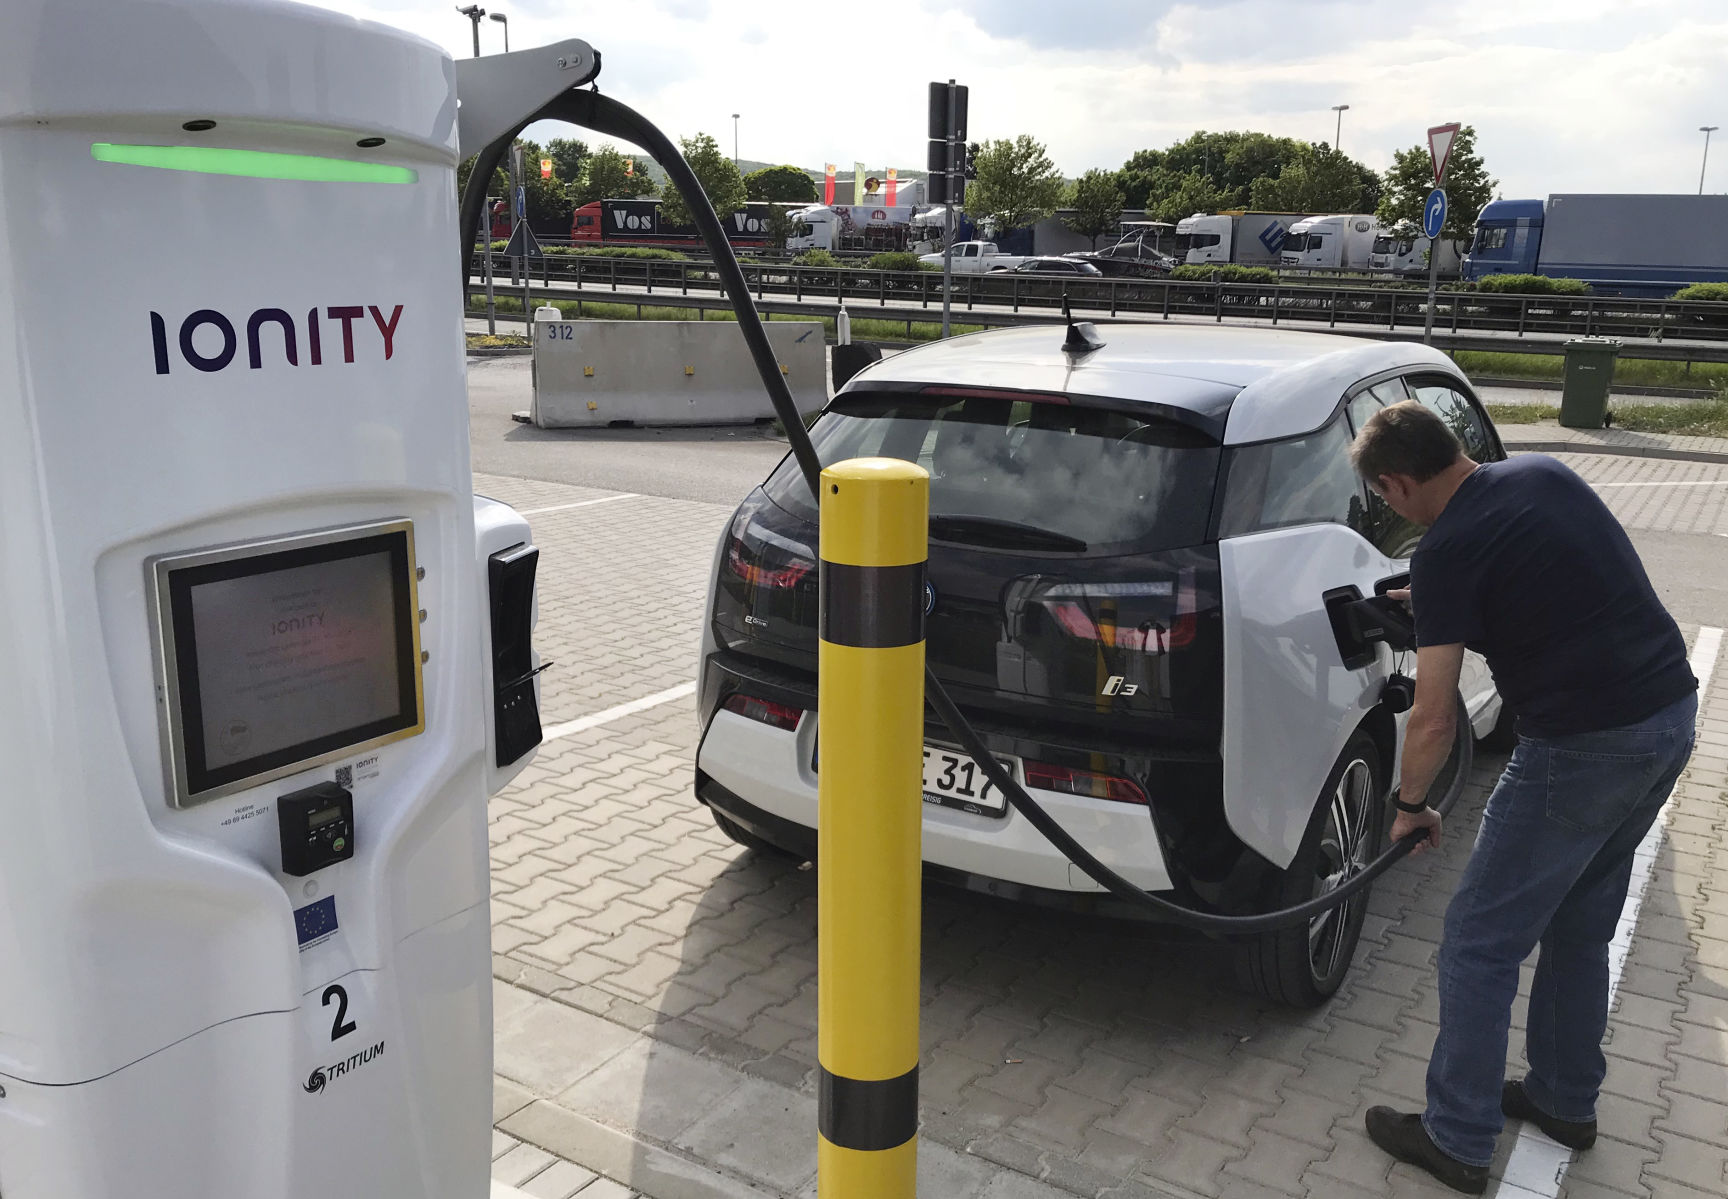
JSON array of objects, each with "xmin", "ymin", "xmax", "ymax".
[
  {"xmin": 1409, "ymin": 376, "xmax": 1496, "ymax": 461},
  {"xmin": 1345, "ymin": 379, "xmax": 1424, "ymax": 559},
  {"xmin": 1219, "ymin": 416, "xmax": 1369, "ymax": 538}
]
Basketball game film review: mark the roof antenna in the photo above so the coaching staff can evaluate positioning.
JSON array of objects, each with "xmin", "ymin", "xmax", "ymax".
[{"xmin": 1061, "ymin": 292, "xmax": 1105, "ymax": 356}]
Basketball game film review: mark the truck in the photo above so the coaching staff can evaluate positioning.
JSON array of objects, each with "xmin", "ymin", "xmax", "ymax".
[
  {"xmin": 1279, "ymin": 214, "xmax": 1383, "ymax": 271},
  {"xmin": 1369, "ymin": 232, "xmax": 1464, "ymax": 278},
  {"xmin": 1462, "ymin": 194, "xmax": 1728, "ymax": 296},
  {"xmin": 568, "ymin": 198, "xmax": 783, "ymax": 249},
  {"xmin": 1172, "ymin": 211, "xmax": 1315, "ymax": 266},
  {"xmin": 909, "ymin": 205, "xmax": 976, "ymax": 255},
  {"xmin": 917, "ymin": 241, "xmax": 1029, "ymax": 274},
  {"xmin": 785, "ymin": 203, "xmax": 919, "ymax": 253}
]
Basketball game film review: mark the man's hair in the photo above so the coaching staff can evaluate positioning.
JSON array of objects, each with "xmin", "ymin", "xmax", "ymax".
[{"xmin": 1349, "ymin": 400, "xmax": 1463, "ymax": 484}]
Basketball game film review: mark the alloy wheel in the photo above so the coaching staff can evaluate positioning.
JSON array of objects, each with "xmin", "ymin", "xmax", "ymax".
[{"xmin": 1307, "ymin": 757, "xmax": 1375, "ymax": 984}]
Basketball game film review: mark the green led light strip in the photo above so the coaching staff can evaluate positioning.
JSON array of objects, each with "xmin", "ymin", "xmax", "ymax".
[{"xmin": 91, "ymin": 143, "xmax": 416, "ymax": 184}]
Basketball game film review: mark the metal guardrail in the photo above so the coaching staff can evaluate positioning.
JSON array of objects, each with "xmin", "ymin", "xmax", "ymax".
[{"xmin": 470, "ymin": 253, "xmax": 1728, "ymax": 353}]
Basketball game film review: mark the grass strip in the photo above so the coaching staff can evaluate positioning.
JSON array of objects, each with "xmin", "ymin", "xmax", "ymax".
[
  {"xmin": 1457, "ymin": 350, "xmax": 1728, "ymax": 391},
  {"xmin": 467, "ymin": 294, "xmax": 986, "ymax": 342},
  {"xmin": 1486, "ymin": 400, "xmax": 1728, "ymax": 439}
]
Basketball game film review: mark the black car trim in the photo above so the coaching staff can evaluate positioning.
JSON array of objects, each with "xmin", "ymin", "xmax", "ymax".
[{"xmin": 833, "ymin": 379, "xmax": 1233, "ymax": 443}]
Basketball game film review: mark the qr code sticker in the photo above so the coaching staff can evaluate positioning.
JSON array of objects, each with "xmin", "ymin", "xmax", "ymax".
[{"xmin": 334, "ymin": 765, "xmax": 353, "ymax": 788}]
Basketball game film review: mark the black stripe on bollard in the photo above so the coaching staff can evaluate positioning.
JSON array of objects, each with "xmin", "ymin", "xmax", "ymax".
[
  {"xmin": 819, "ymin": 561, "xmax": 926, "ymax": 649},
  {"xmin": 817, "ymin": 1065, "xmax": 920, "ymax": 1152}
]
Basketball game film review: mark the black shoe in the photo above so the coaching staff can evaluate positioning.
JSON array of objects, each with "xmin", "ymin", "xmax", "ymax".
[
  {"xmin": 1502, "ymin": 1079, "xmax": 1597, "ymax": 1151},
  {"xmin": 1365, "ymin": 1106, "xmax": 1489, "ymax": 1195}
]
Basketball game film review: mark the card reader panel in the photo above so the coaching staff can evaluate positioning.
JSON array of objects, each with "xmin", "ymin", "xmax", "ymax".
[{"xmin": 277, "ymin": 781, "xmax": 354, "ymax": 876}]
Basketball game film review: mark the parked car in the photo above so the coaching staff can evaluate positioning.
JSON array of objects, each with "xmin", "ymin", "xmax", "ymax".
[
  {"xmin": 694, "ymin": 323, "xmax": 1506, "ymax": 1006},
  {"xmin": 998, "ymin": 256, "xmax": 1104, "ymax": 275},
  {"xmin": 918, "ymin": 241, "xmax": 1028, "ymax": 274}
]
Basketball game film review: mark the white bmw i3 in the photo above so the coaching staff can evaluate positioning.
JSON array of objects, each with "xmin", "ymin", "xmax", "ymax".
[{"xmin": 695, "ymin": 323, "xmax": 1505, "ymax": 1005}]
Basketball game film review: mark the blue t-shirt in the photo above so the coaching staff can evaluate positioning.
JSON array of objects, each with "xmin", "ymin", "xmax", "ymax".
[{"xmin": 1411, "ymin": 456, "xmax": 1695, "ymax": 737}]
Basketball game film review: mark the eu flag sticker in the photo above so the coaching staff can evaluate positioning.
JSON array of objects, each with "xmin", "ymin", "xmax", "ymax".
[{"xmin": 294, "ymin": 896, "xmax": 338, "ymax": 949}]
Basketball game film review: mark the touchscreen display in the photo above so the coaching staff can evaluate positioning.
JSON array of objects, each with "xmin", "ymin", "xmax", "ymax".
[{"xmin": 160, "ymin": 525, "xmax": 422, "ymax": 802}]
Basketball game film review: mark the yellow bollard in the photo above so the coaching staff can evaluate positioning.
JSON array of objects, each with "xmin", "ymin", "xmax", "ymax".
[{"xmin": 817, "ymin": 457, "xmax": 929, "ymax": 1198}]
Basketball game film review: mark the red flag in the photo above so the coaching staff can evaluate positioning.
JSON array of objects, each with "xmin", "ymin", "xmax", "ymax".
[
  {"xmin": 885, "ymin": 168, "xmax": 898, "ymax": 207},
  {"xmin": 540, "ymin": 158, "xmax": 552, "ymax": 179},
  {"xmin": 823, "ymin": 163, "xmax": 836, "ymax": 206}
]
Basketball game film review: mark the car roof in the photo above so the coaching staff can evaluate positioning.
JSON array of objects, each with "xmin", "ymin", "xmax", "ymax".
[{"xmin": 843, "ymin": 322, "xmax": 1467, "ymax": 445}]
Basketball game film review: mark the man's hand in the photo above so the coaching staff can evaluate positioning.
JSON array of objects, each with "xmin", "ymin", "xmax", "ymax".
[{"xmin": 1391, "ymin": 805, "xmax": 1442, "ymax": 852}]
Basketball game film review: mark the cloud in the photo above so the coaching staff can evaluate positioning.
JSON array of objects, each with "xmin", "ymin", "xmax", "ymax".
[{"xmin": 324, "ymin": 0, "xmax": 1728, "ymax": 198}]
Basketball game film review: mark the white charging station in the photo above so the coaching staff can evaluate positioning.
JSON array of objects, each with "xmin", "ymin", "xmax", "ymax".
[{"xmin": 0, "ymin": 2, "xmax": 543, "ymax": 1194}]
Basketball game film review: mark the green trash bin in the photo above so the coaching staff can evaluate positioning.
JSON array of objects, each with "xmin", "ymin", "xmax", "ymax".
[{"xmin": 1559, "ymin": 337, "xmax": 1620, "ymax": 428}]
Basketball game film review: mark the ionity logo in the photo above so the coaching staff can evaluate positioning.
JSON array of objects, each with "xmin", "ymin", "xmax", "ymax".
[{"xmin": 150, "ymin": 305, "xmax": 403, "ymax": 374}]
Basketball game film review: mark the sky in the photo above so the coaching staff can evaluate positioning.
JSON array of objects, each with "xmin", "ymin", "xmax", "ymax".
[{"xmin": 334, "ymin": 0, "xmax": 1728, "ymax": 198}]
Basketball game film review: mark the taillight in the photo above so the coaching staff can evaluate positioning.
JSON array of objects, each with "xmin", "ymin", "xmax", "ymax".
[
  {"xmin": 727, "ymin": 539, "xmax": 812, "ymax": 589},
  {"xmin": 1024, "ymin": 760, "xmax": 1148, "ymax": 805},
  {"xmin": 723, "ymin": 694, "xmax": 802, "ymax": 731}
]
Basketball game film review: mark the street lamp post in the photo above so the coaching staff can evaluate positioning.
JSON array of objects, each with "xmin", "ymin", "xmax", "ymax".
[
  {"xmin": 1331, "ymin": 104, "xmax": 1350, "ymax": 151},
  {"xmin": 454, "ymin": 5, "xmax": 485, "ymax": 57},
  {"xmin": 1702, "ymin": 126, "xmax": 1719, "ymax": 194},
  {"xmin": 489, "ymin": 11, "xmax": 508, "ymax": 51},
  {"xmin": 732, "ymin": 113, "xmax": 740, "ymax": 169}
]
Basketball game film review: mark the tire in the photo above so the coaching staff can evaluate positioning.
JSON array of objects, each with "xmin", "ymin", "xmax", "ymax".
[
  {"xmin": 1478, "ymin": 698, "xmax": 1517, "ymax": 752},
  {"xmin": 1237, "ymin": 731, "xmax": 1385, "ymax": 1007},
  {"xmin": 710, "ymin": 807, "xmax": 799, "ymax": 860}
]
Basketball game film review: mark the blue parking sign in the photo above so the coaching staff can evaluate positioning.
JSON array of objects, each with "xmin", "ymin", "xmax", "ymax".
[{"xmin": 1423, "ymin": 188, "xmax": 1447, "ymax": 239}]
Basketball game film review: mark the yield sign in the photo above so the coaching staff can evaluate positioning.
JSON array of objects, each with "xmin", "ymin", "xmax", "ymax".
[{"xmin": 1428, "ymin": 123, "xmax": 1461, "ymax": 186}]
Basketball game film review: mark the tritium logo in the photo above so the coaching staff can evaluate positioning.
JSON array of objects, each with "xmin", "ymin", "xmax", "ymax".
[
  {"xmin": 150, "ymin": 305, "xmax": 403, "ymax": 374},
  {"xmin": 303, "ymin": 1041, "xmax": 385, "ymax": 1096}
]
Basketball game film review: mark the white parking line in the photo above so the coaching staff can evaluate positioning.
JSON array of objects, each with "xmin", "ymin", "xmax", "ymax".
[
  {"xmin": 540, "ymin": 682, "xmax": 697, "ymax": 743},
  {"xmin": 1495, "ymin": 624, "xmax": 1723, "ymax": 1197},
  {"xmin": 516, "ymin": 493, "xmax": 638, "ymax": 516}
]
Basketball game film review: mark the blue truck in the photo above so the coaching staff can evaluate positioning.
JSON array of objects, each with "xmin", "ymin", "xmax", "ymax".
[{"xmin": 1463, "ymin": 194, "xmax": 1728, "ymax": 297}]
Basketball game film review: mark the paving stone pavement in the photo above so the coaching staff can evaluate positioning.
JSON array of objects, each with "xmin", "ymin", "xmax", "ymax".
[{"xmin": 473, "ymin": 459, "xmax": 1728, "ymax": 1199}]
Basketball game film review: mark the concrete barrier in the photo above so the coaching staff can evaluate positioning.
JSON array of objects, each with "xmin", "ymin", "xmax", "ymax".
[{"xmin": 532, "ymin": 314, "xmax": 826, "ymax": 427}]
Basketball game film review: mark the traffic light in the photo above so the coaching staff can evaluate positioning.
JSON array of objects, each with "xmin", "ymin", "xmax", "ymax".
[{"xmin": 926, "ymin": 81, "xmax": 968, "ymax": 205}]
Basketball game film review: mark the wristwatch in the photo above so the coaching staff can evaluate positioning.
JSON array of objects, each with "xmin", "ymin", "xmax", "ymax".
[{"xmin": 1390, "ymin": 790, "xmax": 1429, "ymax": 815}]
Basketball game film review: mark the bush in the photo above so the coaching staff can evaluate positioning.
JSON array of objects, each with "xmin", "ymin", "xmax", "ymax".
[
  {"xmin": 540, "ymin": 245, "xmax": 689, "ymax": 261},
  {"xmin": 1671, "ymin": 282, "xmax": 1728, "ymax": 302},
  {"xmin": 792, "ymin": 249, "xmax": 840, "ymax": 268},
  {"xmin": 863, "ymin": 251, "xmax": 933, "ymax": 273},
  {"xmin": 1170, "ymin": 264, "xmax": 1278, "ymax": 284},
  {"xmin": 1474, "ymin": 273, "xmax": 1591, "ymax": 295}
]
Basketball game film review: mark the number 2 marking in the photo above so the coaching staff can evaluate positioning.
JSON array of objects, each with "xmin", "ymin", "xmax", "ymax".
[{"xmin": 323, "ymin": 984, "xmax": 357, "ymax": 1041}]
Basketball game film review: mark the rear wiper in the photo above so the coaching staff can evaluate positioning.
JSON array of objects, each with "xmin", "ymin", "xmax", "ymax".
[{"xmin": 928, "ymin": 514, "xmax": 1087, "ymax": 553}]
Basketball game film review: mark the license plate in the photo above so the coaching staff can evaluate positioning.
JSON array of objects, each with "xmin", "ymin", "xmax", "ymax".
[
  {"xmin": 811, "ymin": 740, "xmax": 1017, "ymax": 819},
  {"xmin": 922, "ymin": 743, "xmax": 1017, "ymax": 818}
]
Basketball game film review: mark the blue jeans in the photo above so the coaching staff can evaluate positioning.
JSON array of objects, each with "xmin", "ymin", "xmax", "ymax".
[{"xmin": 1423, "ymin": 692, "xmax": 1697, "ymax": 1166}]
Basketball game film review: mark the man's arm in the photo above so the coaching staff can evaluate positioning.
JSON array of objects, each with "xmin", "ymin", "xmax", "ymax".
[{"xmin": 1392, "ymin": 641, "xmax": 1464, "ymax": 852}]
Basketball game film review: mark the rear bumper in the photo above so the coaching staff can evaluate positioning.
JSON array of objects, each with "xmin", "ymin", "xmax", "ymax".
[{"xmin": 695, "ymin": 707, "xmax": 1174, "ymax": 896}]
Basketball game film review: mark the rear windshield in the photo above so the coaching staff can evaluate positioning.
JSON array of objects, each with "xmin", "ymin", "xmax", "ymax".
[{"xmin": 761, "ymin": 391, "xmax": 1222, "ymax": 552}]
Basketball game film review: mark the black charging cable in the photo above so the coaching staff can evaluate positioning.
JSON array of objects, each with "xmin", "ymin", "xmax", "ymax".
[{"xmin": 461, "ymin": 90, "xmax": 1473, "ymax": 935}]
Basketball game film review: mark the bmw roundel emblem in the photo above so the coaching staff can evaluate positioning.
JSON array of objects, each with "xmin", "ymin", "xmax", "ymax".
[{"xmin": 923, "ymin": 580, "xmax": 937, "ymax": 616}]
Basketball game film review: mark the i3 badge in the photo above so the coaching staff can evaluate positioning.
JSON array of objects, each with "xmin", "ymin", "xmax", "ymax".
[{"xmin": 923, "ymin": 580, "xmax": 936, "ymax": 616}]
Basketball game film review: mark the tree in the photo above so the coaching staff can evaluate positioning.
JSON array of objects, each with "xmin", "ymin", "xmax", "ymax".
[
  {"xmin": 659, "ymin": 133, "xmax": 746, "ymax": 227},
  {"xmin": 545, "ymin": 138, "xmax": 589, "ymax": 184},
  {"xmin": 966, "ymin": 135, "xmax": 1065, "ymax": 234},
  {"xmin": 745, "ymin": 164, "xmax": 818, "ymax": 204},
  {"xmin": 458, "ymin": 140, "xmax": 575, "ymax": 237},
  {"xmin": 1065, "ymin": 169, "xmax": 1124, "ymax": 248},
  {"xmin": 1116, "ymin": 131, "xmax": 1309, "ymax": 214},
  {"xmin": 1249, "ymin": 144, "xmax": 1380, "ymax": 214},
  {"xmin": 1378, "ymin": 125, "xmax": 1496, "ymax": 244},
  {"xmin": 1149, "ymin": 170, "xmax": 1227, "ymax": 224},
  {"xmin": 571, "ymin": 145, "xmax": 656, "ymax": 206},
  {"xmin": 763, "ymin": 205, "xmax": 795, "ymax": 253}
]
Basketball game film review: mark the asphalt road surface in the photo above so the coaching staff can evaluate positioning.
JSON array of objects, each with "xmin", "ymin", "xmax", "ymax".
[{"xmin": 466, "ymin": 356, "xmax": 788, "ymax": 508}]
